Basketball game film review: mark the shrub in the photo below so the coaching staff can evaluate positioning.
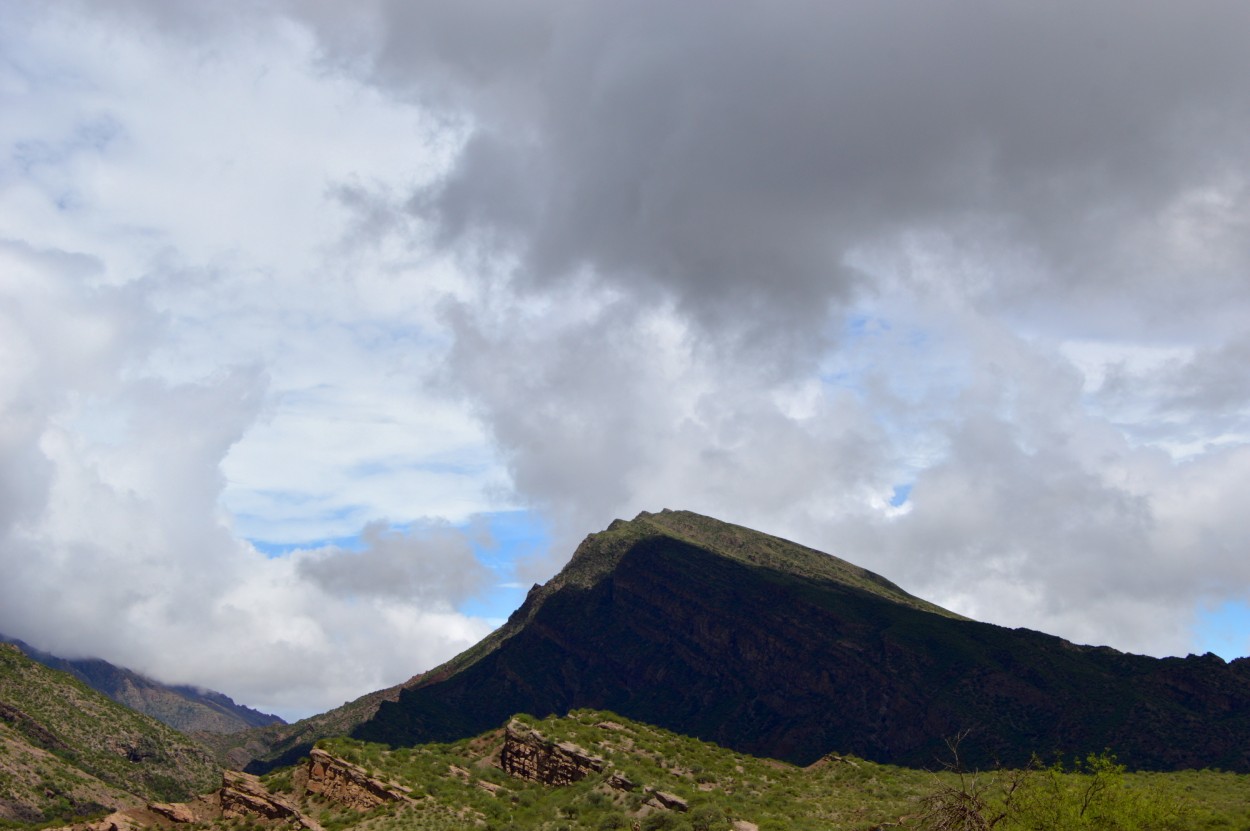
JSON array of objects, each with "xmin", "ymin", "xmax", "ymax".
[{"xmin": 916, "ymin": 739, "xmax": 1192, "ymax": 831}]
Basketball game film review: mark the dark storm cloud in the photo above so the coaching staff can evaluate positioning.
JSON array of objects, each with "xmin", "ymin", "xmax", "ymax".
[
  {"xmin": 299, "ymin": 0, "xmax": 1250, "ymax": 349},
  {"xmin": 8, "ymin": 0, "xmax": 1247, "ymax": 712},
  {"xmin": 290, "ymin": 0, "xmax": 1250, "ymax": 645}
]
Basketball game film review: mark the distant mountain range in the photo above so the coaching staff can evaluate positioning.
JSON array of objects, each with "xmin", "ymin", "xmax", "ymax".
[
  {"xmin": 0, "ymin": 635, "xmax": 283, "ymax": 735},
  {"xmin": 233, "ymin": 509, "xmax": 1250, "ymax": 773}
]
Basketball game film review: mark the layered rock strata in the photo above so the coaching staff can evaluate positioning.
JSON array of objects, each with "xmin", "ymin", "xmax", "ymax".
[
  {"xmin": 220, "ymin": 770, "xmax": 319, "ymax": 828},
  {"xmin": 499, "ymin": 720, "xmax": 605, "ymax": 786},
  {"xmin": 303, "ymin": 748, "xmax": 415, "ymax": 809}
]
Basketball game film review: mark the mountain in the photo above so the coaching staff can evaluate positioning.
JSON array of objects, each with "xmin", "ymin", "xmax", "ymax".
[
  {"xmin": 1, "ymin": 635, "xmax": 284, "ymax": 735},
  {"xmin": 340, "ymin": 509, "xmax": 1250, "ymax": 772},
  {"xmin": 0, "ymin": 643, "xmax": 220, "ymax": 824},
  {"xmin": 201, "ymin": 679, "xmax": 411, "ymax": 771}
]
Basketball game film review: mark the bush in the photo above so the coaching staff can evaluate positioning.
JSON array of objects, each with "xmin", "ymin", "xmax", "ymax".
[{"xmin": 916, "ymin": 740, "xmax": 1192, "ymax": 831}]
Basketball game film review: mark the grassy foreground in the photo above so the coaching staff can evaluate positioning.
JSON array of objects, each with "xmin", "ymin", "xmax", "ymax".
[{"xmin": 256, "ymin": 710, "xmax": 1250, "ymax": 831}]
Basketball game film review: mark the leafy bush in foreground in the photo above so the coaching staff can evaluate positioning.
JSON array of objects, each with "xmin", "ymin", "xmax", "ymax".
[{"xmin": 917, "ymin": 740, "xmax": 1190, "ymax": 831}]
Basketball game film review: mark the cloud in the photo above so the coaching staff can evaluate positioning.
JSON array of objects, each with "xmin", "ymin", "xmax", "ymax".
[
  {"xmin": 0, "ymin": 3, "xmax": 499, "ymax": 717},
  {"xmin": 280, "ymin": 0, "xmax": 1250, "ymax": 661},
  {"xmin": 3, "ymin": 0, "xmax": 1250, "ymax": 721},
  {"xmin": 300, "ymin": 0, "xmax": 1250, "ymax": 656},
  {"xmin": 297, "ymin": 1, "xmax": 1250, "ymax": 345},
  {"xmin": 295, "ymin": 520, "xmax": 490, "ymax": 605}
]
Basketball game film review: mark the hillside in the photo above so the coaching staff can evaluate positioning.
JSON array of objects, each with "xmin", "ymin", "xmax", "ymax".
[
  {"xmin": 1, "ymin": 636, "xmax": 284, "ymax": 735},
  {"xmin": 342, "ymin": 509, "xmax": 1250, "ymax": 771},
  {"xmin": 0, "ymin": 643, "xmax": 221, "ymax": 824},
  {"xmin": 267, "ymin": 711, "xmax": 1248, "ymax": 831},
  {"xmin": 201, "ymin": 680, "xmax": 413, "ymax": 772},
  {"xmin": 11, "ymin": 709, "xmax": 1243, "ymax": 831}
]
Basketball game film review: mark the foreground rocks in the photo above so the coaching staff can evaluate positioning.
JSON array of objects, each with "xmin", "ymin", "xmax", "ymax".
[
  {"xmin": 220, "ymin": 770, "xmax": 321, "ymax": 829},
  {"xmin": 49, "ymin": 769, "xmax": 323, "ymax": 831},
  {"xmin": 47, "ymin": 721, "xmax": 717, "ymax": 831}
]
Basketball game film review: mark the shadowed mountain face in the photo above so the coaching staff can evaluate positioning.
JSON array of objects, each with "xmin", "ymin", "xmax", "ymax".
[
  {"xmin": 1, "ymin": 636, "xmax": 283, "ymax": 735},
  {"xmin": 352, "ymin": 510, "xmax": 1250, "ymax": 771}
]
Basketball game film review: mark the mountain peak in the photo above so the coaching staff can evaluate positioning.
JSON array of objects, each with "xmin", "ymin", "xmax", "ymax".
[
  {"xmin": 235, "ymin": 510, "xmax": 1250, "ymax": 774},
  {"xmin": 557, "ymin": 509, "xmax": 957, "ymax": 619}
]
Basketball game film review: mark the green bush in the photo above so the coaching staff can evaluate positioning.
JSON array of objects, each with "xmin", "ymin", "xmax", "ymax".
[{"xmin": 916, "ymin": 750, "xmax": 1192, "ymax": 831}]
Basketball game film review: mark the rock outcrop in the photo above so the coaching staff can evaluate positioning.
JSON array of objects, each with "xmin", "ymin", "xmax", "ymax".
[
  {"xmin": 220, "ymin": 770, "xmax": 318, "ymax": 828},
  {"xmin": 53, "ymin": 771, "xmax": 323, "ymax": 831},
  {"xmin": 147, "ymin": 803, "xmax": 198, "ymax": 824},
  {"xmin": 67, "ymin": 811, "xmax": 142, "ymax": 831},
  {"xmin": 303, "ymin": 748, "xmax": 415, "ymax": 809},
  {"xmin": 644, "ymin": 788, "xmax": 689, "ymax": 812},
  {"xmin": 499, "ymin": 719, "xmax": 605, "ymax": 786},
  {"xmin": 605, "ymin": 772, "xmax": 636, "ymax": 792}
]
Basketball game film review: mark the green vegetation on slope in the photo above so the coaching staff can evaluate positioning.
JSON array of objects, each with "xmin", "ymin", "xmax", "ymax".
[
  {"xmin": 0, "ymin": 721, "xmax": 132, "ymax": 827},
  {"xmin": 0, "ymin": 644, "xmax": 220, "ymax": 823},
  {"xmin": 270, "ymin": 710, "xmax": 1249, "ymax": 831},
  {"xmin": 636, "ymin": 510, "xmax": 962, "ymax": 619}
]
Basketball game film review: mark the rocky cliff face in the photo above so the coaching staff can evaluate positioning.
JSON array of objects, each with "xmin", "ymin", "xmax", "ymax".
[
  {"xmin": 499, "ymin": 719, "xmax": 605, "ymax": 785},
  {"xmin": 219, "ymin": 771, "xmax": 320, "ymax": 829},
  {"xmin": 301, "ymin": 748, "xmax": 415, "ymax": 809},
  {"xmin": 353, "ymin": 510, "xmax": 1250, "ymax": 771},
  {"xmin": 62, "ymin": 769, "xmax": 324, "ymax": 831}
]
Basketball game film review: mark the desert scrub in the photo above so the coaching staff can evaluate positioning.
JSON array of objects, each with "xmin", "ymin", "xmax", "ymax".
[
  {"xmin": 289, "ymin": 712, "xmax": 1249, "ymax": 831},
  {"xmin": 915, "ymin": 749, "xmax": 1192, "ymax": 831}
]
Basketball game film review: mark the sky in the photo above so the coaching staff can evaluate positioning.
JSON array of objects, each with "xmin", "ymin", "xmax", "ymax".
[{"xmin": 1, "ymin": 0, "xmax": 1249, "ymax": 720}]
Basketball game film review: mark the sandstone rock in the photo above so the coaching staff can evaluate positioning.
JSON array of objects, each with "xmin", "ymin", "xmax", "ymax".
[
  {"xmin": 220, "ymin": 770, "xmax": 321, "ymax": 831},
  {"xmin": 304, "ymin": 748, "xmax": 415, "ymax": 810},
  {"xmin": 499, "ymin": 720, "xmax": 605, "ymax": 786},
  {"xmin": 606, "ymin": 772, "xmax": 636, "ymax": 792},
  {"xmin": 644, "ymin": 788, "xmax": 688, "ymax": 812},
  {"xmin": 732, "ymin": 821, "xmax": 759, "ymax": 831},
  {"xmin": 61, "ymin": 810, "xmax": 140, "ymax": 831},
  {"xmin": 148, "ymin": 802, "xmax": 197, "ymax": 824}
]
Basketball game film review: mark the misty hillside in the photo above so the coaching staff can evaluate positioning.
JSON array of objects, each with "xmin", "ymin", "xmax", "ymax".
[{"xmin": 1, "ymin": 635, "xmax": 284, "ymax": 735}]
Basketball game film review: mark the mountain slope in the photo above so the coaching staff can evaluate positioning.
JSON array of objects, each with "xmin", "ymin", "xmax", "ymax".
[
  {"xmin": 205, "ymin": 680, "xmax": 411, "ymax": 772},
  {"xmin": 1, "ymin": 635, "xmax": 284, "ymax": 734},
  {"xmin": 351, "ymin": 509, "xmax": 1250, "ymax": 771},
  {"xmin": 0, "ymin": 643, "xmax": 220, "ymax": 823}
]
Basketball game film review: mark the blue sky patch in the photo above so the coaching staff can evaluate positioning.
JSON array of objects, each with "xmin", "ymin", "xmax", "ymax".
[{"xmin": 1195, "ymin": 600, "xmax": 1250, "ymax": 661}]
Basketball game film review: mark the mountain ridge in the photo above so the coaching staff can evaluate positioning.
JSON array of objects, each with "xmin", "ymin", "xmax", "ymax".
[
  {"xmin": 0, "ymin": 635, "xmax": 285, "ymax": 735},
  {"xmin": 350, "ymin": 509, "xmax": 1250, "ymax": 771},
  {"xmin": 221, "ymin": 509, "xmax": 1250, "ymax": 774}
]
